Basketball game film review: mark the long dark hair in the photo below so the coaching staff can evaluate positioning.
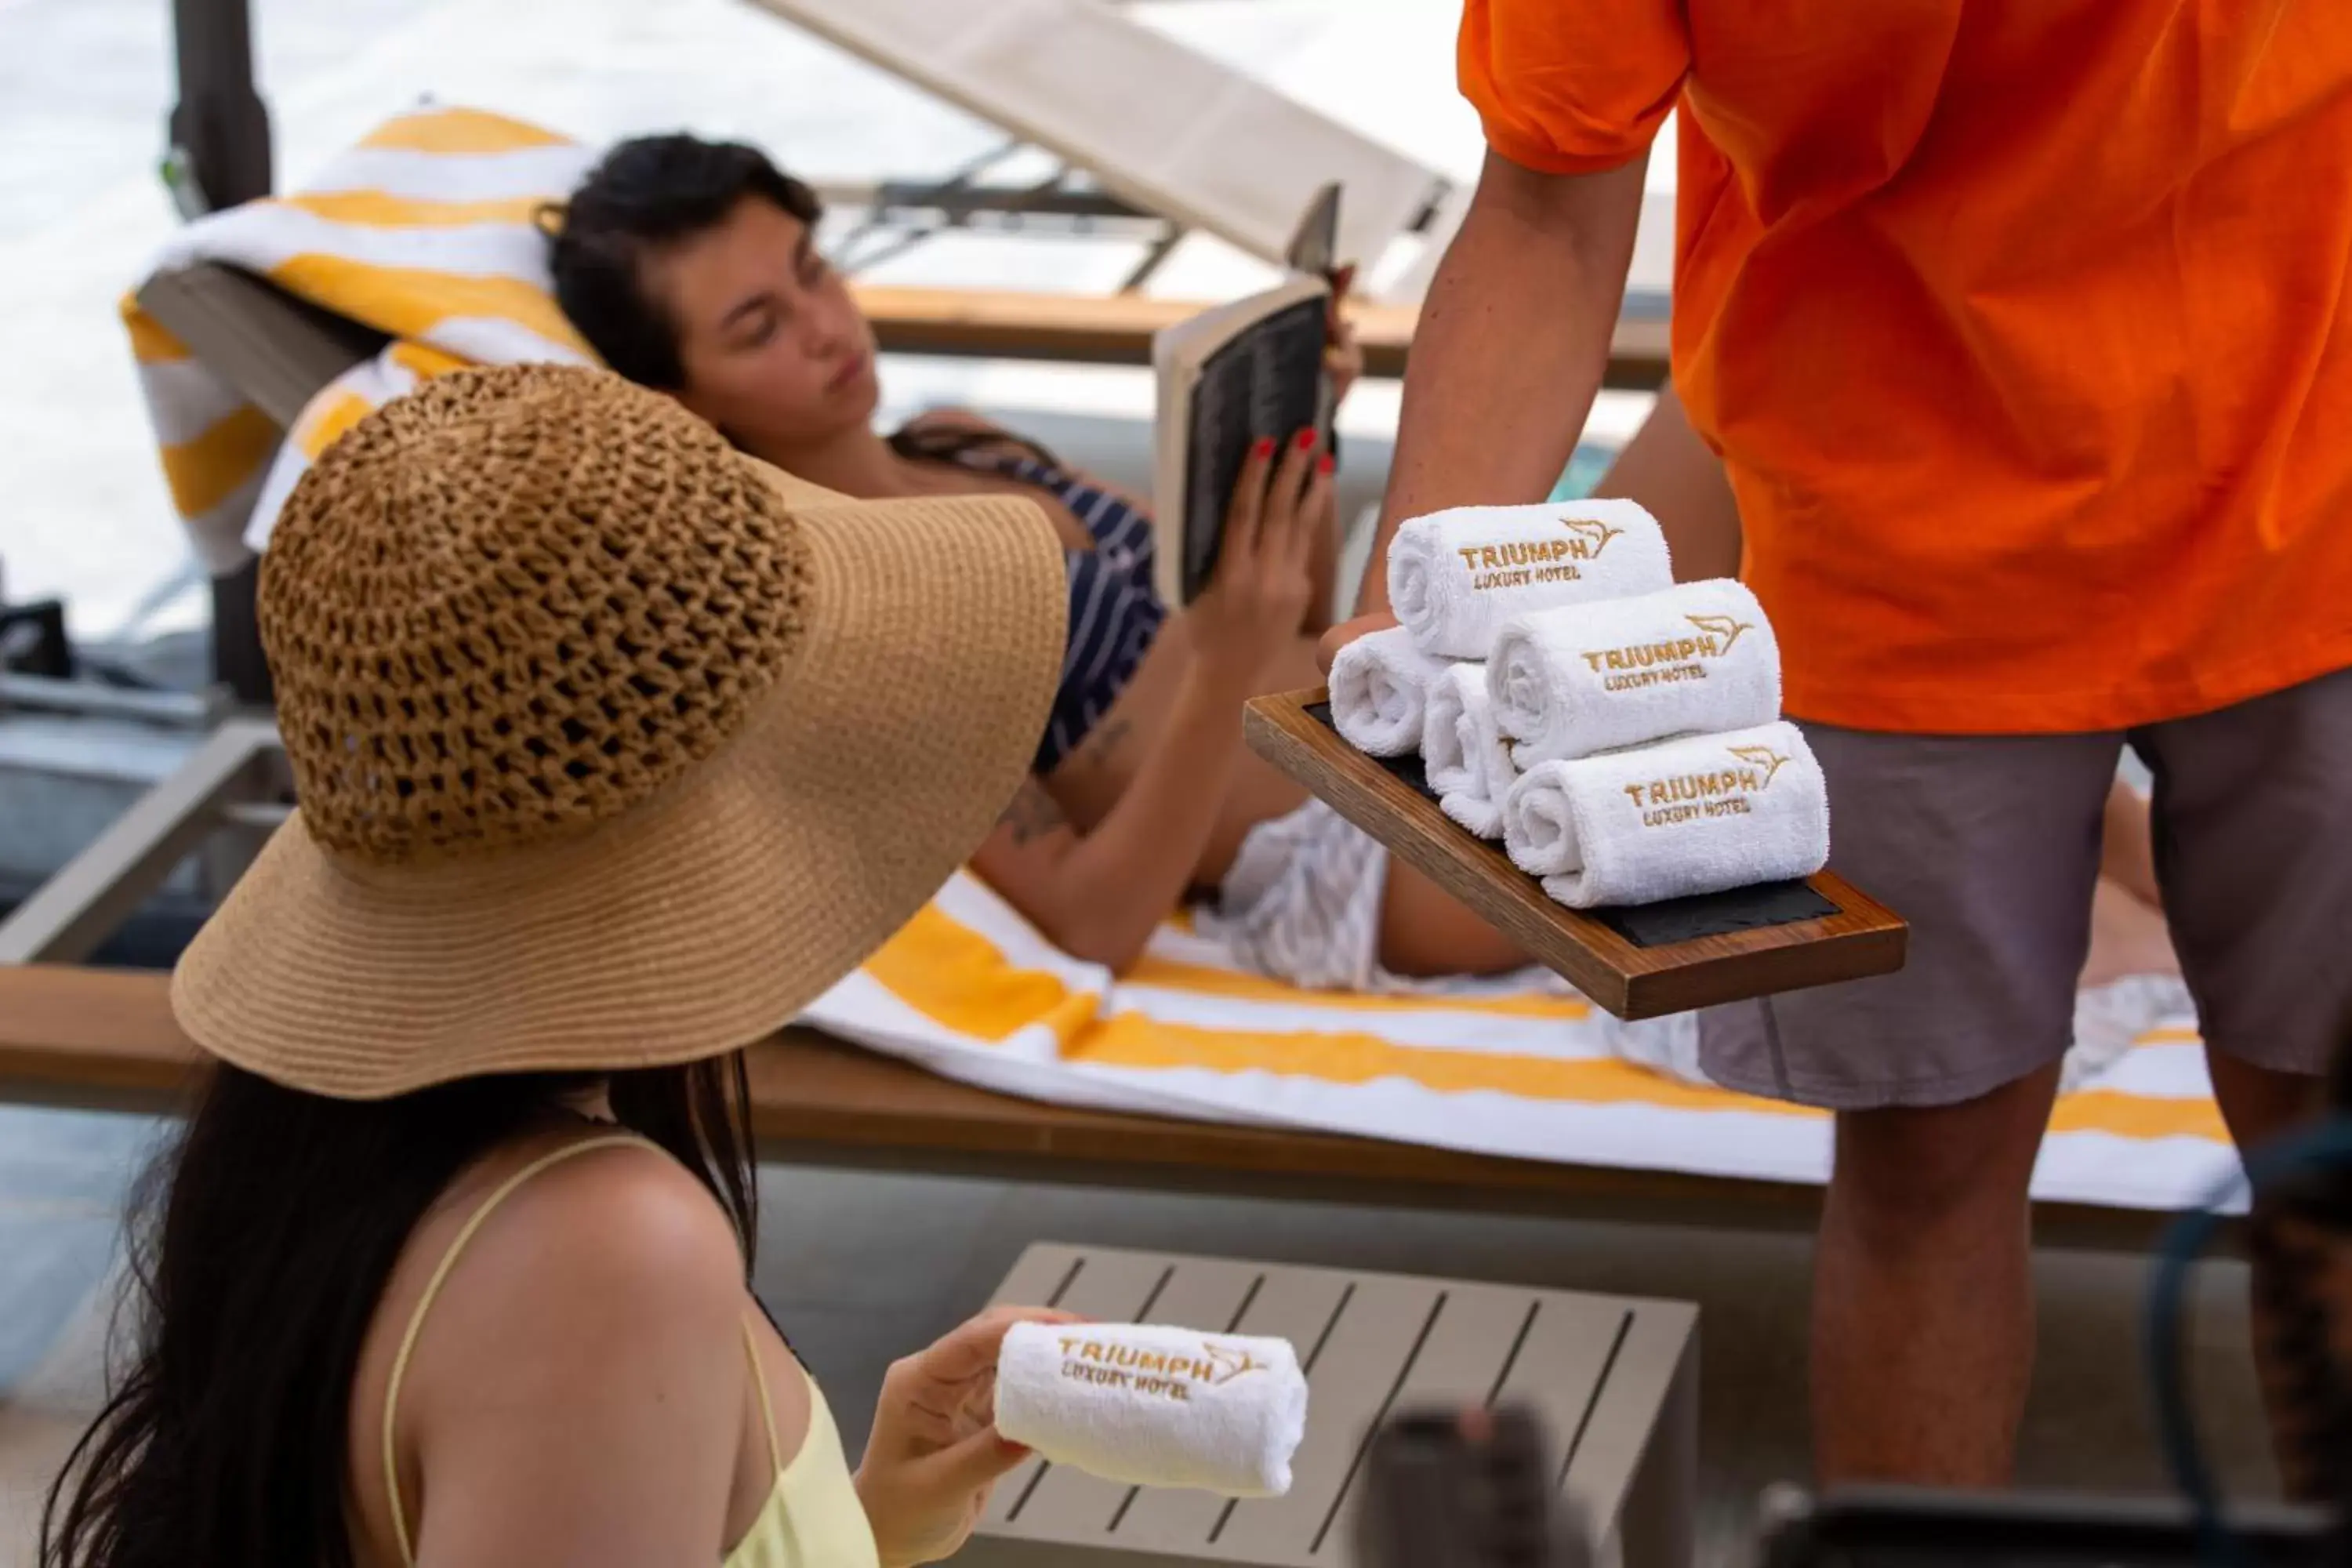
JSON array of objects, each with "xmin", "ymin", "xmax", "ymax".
[{"xmin": 41, "ymin": 1054, "xmax": 757, "ymax": 1568}]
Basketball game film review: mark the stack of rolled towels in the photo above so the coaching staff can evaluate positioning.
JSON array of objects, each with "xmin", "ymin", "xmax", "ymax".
[{"xmin": 1328, "ymin": 500, "xmax": 1829, "ymax": 909}]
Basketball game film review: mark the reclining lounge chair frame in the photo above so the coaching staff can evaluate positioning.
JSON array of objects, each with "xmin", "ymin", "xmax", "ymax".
[{"xmin": 0, "ymin": 720, "xmax": 2199, "ymax": 1256}]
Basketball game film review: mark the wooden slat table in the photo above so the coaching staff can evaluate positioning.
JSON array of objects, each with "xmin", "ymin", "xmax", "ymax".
[
  {"xmin": 0, "ymin": 964, "xmax": 2193, "ymax": 1252},
  {"xmin": 1243, "ymin": 689, "xmax": 1908, "ymax": 1020},
  {"xmin": 963, "ymin": 1243, "xmax": 1698, "ymax": 1568}
]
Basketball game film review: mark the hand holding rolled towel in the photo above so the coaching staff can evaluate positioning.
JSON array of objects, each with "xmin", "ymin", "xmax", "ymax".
[
  {"xmin": 1423, "ymin": 662, "xmax": 1519, "ymax": 840},
  {"xmin": 1329, "ymin": 625, "xmax": 1451, "ymax": 757},
  {"xmin": 1503, "ymin": 720, "xmax": 1830, "ymax": 908},
  {"xmin": 1386, "ymin": 499, "xmax": 1674, "ymax": 659},
  {"xmin": 995, "ymin": 1322, "xmax": 1309, "ymax": 1497},
  {"xmin": 1490, "ymin": 579, "xmax": 1780, "ymax": 766}
]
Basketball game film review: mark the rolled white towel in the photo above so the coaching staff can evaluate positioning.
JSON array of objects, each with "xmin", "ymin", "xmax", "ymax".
[
  {"xmin": 996, "ymin": 1322, "xmax": 1308, "ymax": 1497},
  {"xmin": 1385, "ymin": 499, "xmax": 1674, "ymax": 659},
  {"xmin": 1490, "ymin": 579, "xmax": 1780, "ymax": 766},
  {"xmin": 1424, "ymin": 662, "xmax": 1519, "ymax": 840},
  {"xmin": 1502, "ymin": 721, "xmax": 1830, "ymax": 908},
  {"xmin": 1328, "ymin": 625, "xmax": 1451, "ymax": 757}
]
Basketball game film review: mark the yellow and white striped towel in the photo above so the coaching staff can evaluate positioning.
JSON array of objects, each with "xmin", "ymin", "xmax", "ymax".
[
  {"xmin": 123, "ymin": 106, "xmax": 596, "ymax": 574},
  {"xmin": 809, "ymin": 871, "xmax": 2238, "ymax": 1214}
]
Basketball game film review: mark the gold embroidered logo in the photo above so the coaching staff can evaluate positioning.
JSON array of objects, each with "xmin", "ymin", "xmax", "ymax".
[
  {"xmin": 1054, "ymin": 1336, "xmax": 1267, "ymax": 1402},
  {"xmin": 1577, "ymin": 614, "xmax": 1756, "ymax": 691},
  {"xmin": 1561, "ymin": 516, "xmax": 1624, "ymax": 557},
  {"xmin": 1686, "ymin": 613, "xmax": 1752, "ymax": 654},
  {"xmin": 1622, "ymin": 745, "xmax": 1791, "ymax": 827},
  {"xmin": 1726, "ymin": 745, "xmax": 1789, "ymax": 789},
  {"xmin": 1454, "ymin": 514, "xmax": 1627, "ymax": 592}
]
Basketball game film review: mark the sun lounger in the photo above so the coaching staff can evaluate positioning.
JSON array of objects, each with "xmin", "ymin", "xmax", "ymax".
[
  {"xmin": 97, "ymin": 111, "xmax": 2225, "ymax": 1247},
  {"xmin": 140, "ymin": 264, "xmax": 1668, "ymax": 395},
  {"xmin": 742, "ymin": 0, "xmax": 1448, "ymax": 277},
  {"xmin": 0, "ymin": 962, "xmax": 2216, "ymax": 1254},
  {"xmin": 0, "ymin": 716, "xmax": 2233, "ymax": 1251}
]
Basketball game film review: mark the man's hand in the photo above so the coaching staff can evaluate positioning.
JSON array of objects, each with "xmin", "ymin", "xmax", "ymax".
[{"xmin": 1316, "ymin": 609, "xmax": 1399, "ymax": 676}]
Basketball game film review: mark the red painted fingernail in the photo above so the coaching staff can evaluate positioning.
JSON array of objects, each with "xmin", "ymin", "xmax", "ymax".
[
  {"xmin": 1252, "ymin": 437, "xmax": 1274, "ymax": 459},
  {"xmin": 1318, "ymin": 454, "xmax": 1334, "ymax": 475},
  {"xmin": 1294, "ymin": 429, "xmax": 1315, "ymax": 450}
]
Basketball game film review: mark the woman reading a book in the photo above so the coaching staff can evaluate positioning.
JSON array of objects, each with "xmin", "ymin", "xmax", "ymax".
[
  {"xmin": 550, "ymin": 132, "xmax": 1539, "ymax": 990},
  {"xmin": 548, "ymin": 133, "xmax": 2172, "ymax": 998}
]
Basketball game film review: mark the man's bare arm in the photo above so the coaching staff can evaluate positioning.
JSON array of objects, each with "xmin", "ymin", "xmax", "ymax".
[
  {"xmin": 1354, "ymin": 150, "xmax": 1651, "ymax": 617},
  {"xmin": 1592, "ymin": 381, "xmax": 1744, "ymax": 583}
]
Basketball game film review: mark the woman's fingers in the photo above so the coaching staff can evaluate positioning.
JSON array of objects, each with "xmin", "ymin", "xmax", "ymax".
[
  {"xmin": 909, "ymin": 1305, "xmax": 1082, "ymax": 1388},
  {"xmin": 1323, "ymin": 263, "xmax": 1356, "ymax": 335},
  {"xmin": 1291, "ymin": 452, "xmax": 1335, "ymax": 574},
  {"xmin": 1263, "ymin": 428, "xmax": 1320, "ymax": 561},
  {"xmin": 1222, "ymin": 436, "xmax": 1276, "ymax": 570}
]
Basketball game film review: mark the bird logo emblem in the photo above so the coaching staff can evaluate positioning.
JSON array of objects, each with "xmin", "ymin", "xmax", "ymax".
[
  {"xmin": 1559, "ymin": 516, "xmax": 1624, "ymax": 557},
  {"xmin": 1726, "ymin": 746, "xmax": 1790, "ymax": 789},
  {"xmin": 1686, "ymin": 613, "xmax": 1754, "ymax": 655},
  {"xmin": 1200, "ymin": 1343, "xmax": 1269, "ymax": 1385}
]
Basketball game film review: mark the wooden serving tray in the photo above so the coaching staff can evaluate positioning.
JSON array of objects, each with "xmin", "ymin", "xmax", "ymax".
[{"xmin": 1243, "ymin": 688, "xmax": 1907, "ymax": 1019}]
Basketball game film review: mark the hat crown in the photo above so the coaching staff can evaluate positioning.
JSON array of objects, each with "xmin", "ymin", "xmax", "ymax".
[{"xmin": 260, "ymin": 365, "xmax": 811, "ymax": 862}]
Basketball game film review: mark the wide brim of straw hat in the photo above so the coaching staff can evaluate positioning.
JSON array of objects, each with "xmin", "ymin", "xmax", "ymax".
[{"xmin": 170, "ymin": 466, "xmax": 1066, "ymax": 1099}]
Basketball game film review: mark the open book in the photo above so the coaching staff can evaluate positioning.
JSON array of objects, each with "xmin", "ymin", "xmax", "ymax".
[{"xmin": 1149, "ymin": 185, "xmax": 1339, "ymax": 605}]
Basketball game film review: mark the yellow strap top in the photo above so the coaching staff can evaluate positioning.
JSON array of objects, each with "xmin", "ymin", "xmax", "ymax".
[{"xmin": 382, "ymin": 1135, "xmax": 878, "ymax": 1568}]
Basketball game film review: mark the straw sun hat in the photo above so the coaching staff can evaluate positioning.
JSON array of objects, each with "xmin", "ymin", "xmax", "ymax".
[{"xmin": 170, "ymin": 364, "xmax": 1066, "ymax": 1098}]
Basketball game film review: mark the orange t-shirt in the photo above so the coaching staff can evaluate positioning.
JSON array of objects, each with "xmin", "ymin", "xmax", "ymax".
[{"xmin": 1462, "ymin": 1, "xmax": 2352, "ymax": 732}]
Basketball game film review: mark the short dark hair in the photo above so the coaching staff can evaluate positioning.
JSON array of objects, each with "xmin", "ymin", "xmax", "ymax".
[{"xmin": 546, "ymin": 134, "xmax": 824, "ymax": 388}]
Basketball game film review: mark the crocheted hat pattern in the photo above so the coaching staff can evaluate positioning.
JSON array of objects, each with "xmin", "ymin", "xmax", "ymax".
[{"xmin": 259, "ymin": 364, "xmax": 811, "ymax": 862}]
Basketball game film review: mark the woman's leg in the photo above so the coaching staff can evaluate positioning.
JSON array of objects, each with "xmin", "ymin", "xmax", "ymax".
[{"xmin": 1376, "ymin": 862, "xmax": 1530, "ymax": 977}]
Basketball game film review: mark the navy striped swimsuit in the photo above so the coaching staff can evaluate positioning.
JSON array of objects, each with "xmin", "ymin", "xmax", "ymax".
[{"xmin": 970, "ymin": 455, "xmax": 1167, "ymax": 775}]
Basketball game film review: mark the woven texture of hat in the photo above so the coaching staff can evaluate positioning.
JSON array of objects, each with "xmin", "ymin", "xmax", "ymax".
[{"xmin": 260, "ymin": 364, "xmax": 811, "ymax": 863}]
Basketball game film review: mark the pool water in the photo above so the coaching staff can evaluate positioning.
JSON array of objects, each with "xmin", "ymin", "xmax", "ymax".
[{"xmin": 1549, "ymin": 445, "xmax": 1618, "ymax": 502}]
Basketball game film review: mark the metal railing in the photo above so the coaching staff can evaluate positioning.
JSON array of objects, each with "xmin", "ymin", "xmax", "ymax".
[{"xmin": 0, "ymin": 720, "xmax": 285, "ymax": 965}]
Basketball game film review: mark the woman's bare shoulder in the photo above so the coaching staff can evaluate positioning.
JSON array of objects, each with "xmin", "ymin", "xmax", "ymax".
[
  {"xmin": 901, "ymin": 405, "xmax": 1002, "ymax": 437},
  {"xmin": 489, "ymin": 1141, "xmax": 745, "ymax": 1304},
  {"xmin": 374, "ymin": 1144, "xmax": 761, "ymax": 1563},
  {"xmin": 397, "ymin": 1138, "xmax": 749, "ymax": 1388}
]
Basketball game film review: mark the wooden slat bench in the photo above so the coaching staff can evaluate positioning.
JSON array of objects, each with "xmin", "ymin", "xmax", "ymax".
[{"xmin": 0, "ymin": 963, "xmax": 2186, "ymax": 1251}]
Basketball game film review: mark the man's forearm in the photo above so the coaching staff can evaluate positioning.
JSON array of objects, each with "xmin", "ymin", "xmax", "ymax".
[{"xmin": 1357, "ymin": 151, "xmax": 1650, "ymax": 616}]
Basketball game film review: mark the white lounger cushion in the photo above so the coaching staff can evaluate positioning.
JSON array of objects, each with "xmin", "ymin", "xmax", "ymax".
[{"xmin": 747, "ymin": 0, "xmax": 1444, "ymax": 273}]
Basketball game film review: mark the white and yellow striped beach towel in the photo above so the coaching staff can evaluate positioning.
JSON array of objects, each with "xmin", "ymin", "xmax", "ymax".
[
  {"xmin": 119, "ymin": 105, "xmax": 2235, "ymax": 1215},
  {"xmin": 123, "ymin": 106, "xmax": 597, "ymax": 574},
  {"xmin": 812, "ymin": 873, "xmax": 2237, "ymax": 1214}
]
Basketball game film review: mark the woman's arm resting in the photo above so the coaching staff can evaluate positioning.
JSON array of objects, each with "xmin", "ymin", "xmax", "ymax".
[
  {"xmin": 971, "ymin": 666, "xmax": 1254, "ymax": 972},
  {"xmin": 971, "ymin": 437, "xmax": 1323, "ymax": 972}
]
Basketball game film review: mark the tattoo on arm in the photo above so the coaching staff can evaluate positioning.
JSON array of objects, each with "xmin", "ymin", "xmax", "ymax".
[
  {"xmin": 1076, "ymin": 717, "xmax": 1134, "ymax": 767},
  {"xmin": 999, "ymin": 780, "xmax": 1066, "ymax": 845}
]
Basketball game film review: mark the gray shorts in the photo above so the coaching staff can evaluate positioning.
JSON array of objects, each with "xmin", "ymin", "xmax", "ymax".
[{"xmin": 1700, "ymin": 666, "xmax": 2352, "ymax": 1110}]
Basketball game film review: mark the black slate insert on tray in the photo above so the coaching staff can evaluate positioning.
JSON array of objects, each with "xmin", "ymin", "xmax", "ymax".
[{"xmin": 1305, "ymin": 701, "xmax": 1837, "ymax": 948}]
